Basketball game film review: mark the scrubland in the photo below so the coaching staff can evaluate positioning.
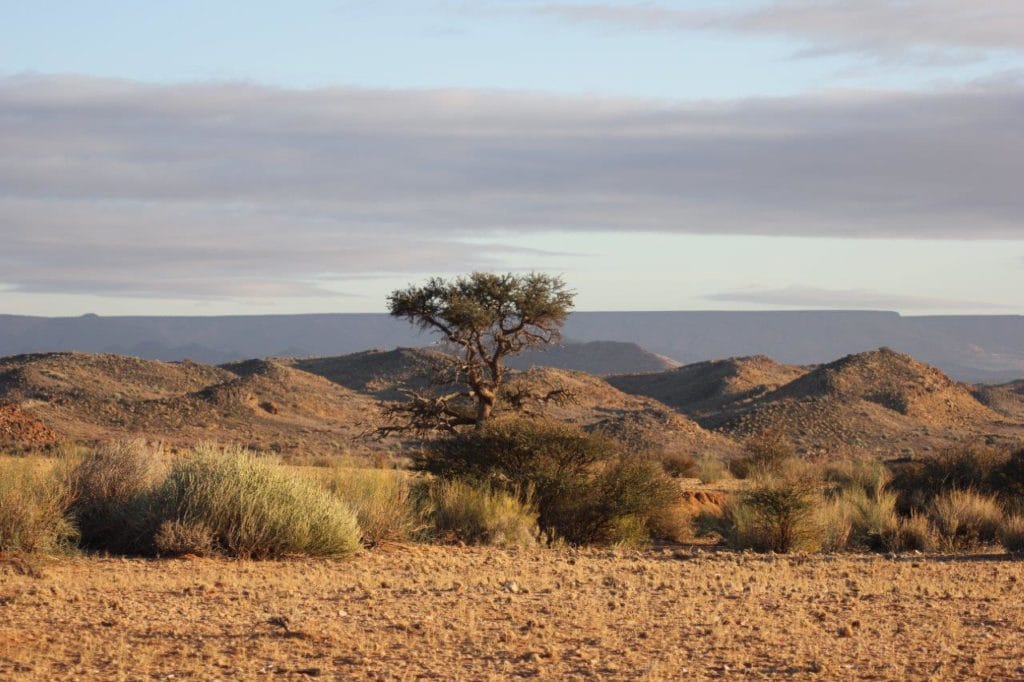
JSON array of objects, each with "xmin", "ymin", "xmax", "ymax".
[{"xmin": 3, "ymin": 427, "xmax": 1024, "ymax": 680}]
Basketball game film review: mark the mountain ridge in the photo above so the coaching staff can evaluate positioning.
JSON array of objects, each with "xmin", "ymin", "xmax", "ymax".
[{"xmin": 2, "ymin": 310, "xmax": 1024, "ymax": 382}]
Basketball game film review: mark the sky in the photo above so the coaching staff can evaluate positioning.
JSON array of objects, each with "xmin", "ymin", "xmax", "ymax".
[{"xmin": 2, "ymin": 0, "xmax": 1023, "ymax": 316}]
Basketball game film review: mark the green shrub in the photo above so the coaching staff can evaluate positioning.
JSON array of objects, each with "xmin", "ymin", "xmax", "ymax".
[
  {"xmin": 928, "ymin": 489, "xmax": 1005, "ymax": 551},
  {"xmin": 825, "ymin": 458, "xmax": 891, "ymax": 496},
  {"xmin": 425, "ymin": 479, "xmax": 538, "ymax": 547},
  {"xmin": 713, "ymin": 463, "xmax": 822, "ymax": 553},
  {"xmin": 728, "ymin": 429, "xmax": 795, "ymax": 479},
  {"xmin": 323, "ymin": 467, "xmax": 423, "ymax": 546},
  {"xmin": 65, "ymin": 441, "xmax": 165, "ymax": 554},
  {"xmin": 418, "ymin": 418, "xmax": 681, "ymax": 545},
  {"xmin": 0, "ymin": 457, "xmax": 77, "ymax": 553},
  {"xmin": 158, "ymin": 445, "xmax": 360, "ymax": 558},
  {"xmin": 1000, "ymin": 515, "xmax": 1024, "ymax": 555},
  {"xmin": 542, "ymin": 458, "xmax": 683, "ymax": 545}
]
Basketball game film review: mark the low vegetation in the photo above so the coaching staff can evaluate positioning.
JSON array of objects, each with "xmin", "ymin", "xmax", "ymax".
[
  {"xmin": 416, "ymin": 418, "xmax": 681, "ymax": 545},
  {"xmin": 705, "ymin": 443, "xmax": 1024, "ymax": 554},
  {"xmin": 424, "ymin": 479, "xmax": 539, "ymax": 547},
  {"xmin": 3, "ymin": 435, "xmax": 1024, "ymax": 558},
  {"xmin": 0, "ymin": 456, "xmax": 76, "ymax": 553},
  {"xmin": 157, "ymin": 446, "xmax": 361, "ymax": 558},
  {"xmin": 322, "ymin": 467, "xmax": 424, "ymax": 546}
]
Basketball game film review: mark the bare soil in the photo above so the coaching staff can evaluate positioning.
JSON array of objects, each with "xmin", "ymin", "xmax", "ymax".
[{"xmin": 2, "ymin": 547, "xmax": 1023, "ymax": 680}]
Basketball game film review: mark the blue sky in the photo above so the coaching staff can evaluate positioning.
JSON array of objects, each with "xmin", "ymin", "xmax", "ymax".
[{"xmin": 2, "ymin": 1, "xmax": 1023, "ymax": 315}]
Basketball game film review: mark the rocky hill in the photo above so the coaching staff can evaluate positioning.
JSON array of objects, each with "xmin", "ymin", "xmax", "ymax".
[
  {"xmin": 0, "ymin": 353, "xmax": 385, "ymax": 457},
  {"xmin": 708, "ymin": 348, "xmax": 1016, "ymax": 457},
  {"xmin": 497, "ymin": 367, "xmax": 738, "ymax": 459},
  {"xmin": 0, "ymin": 350, "xmax": 735, "ymax": 461},
  {"xmin": 291, "ymin": 348, "xmax": 450, "ymax": 400},
  {"xmin": 608, "ymin": 356, "xmax": 808, "ymax": 418}
]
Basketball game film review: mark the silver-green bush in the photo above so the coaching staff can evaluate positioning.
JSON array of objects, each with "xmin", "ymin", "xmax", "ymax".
[{"xmin": 158, "ymin": 445, "xmax": 360, "ymax": 558}]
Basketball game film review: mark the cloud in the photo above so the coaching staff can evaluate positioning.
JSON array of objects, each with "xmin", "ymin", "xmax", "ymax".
[
  {"xmin": 704, "ymin": 286, "xmax": 1009, "ymax": 311},
  {"xmin": 535, "ymin": 1, "xmax": 1024, "ymax": 64},
  {"xmin": 1, "ymin": 74, "xmax": 1022, "ymax": 299}
]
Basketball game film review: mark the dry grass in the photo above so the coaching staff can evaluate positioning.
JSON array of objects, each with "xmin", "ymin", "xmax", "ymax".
[
  {"xmin": 928, "ymin": 489, "xmax": 1005, "ymax": 551},
  {"xmin": 0, "ymin": 457, "xmax": 76, "ymax": 553},
  {"xmin": 426, "ymin": 480, "xmax": 539, "ymax": 547},
  {"xmin": 1, "ymin": 547, "xmax": 1023, "ymax": 679},
  {"xmin": 321, "ymin": 467, "xmax": 424, "ymax": 546}
]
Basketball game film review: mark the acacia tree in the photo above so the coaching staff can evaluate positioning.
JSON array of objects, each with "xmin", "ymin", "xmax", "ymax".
[{"xmin": 385, "ymin": 272, "xmax": 575, "ymax": 432}]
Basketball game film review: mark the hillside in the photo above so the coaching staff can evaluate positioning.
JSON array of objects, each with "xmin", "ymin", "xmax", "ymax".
[
  {"xmin": 0, "ymin": 353, "xmax": 386, "ymax": 457},
  {"xmin": 291, "ymin": 348, "xmax": 450, "ymax": 400},
  {"xmin": 709, "ymin": 348, "xmax": 1015, "ymax": 457},
  {"xmin": 973, "ymin": 380, "xmax": 1024, "ymax": 421},
  {"xmin": 608, "ymin": 356, "xmax": 808, "ymax": 418},
  {"xmin": 497, "ymin": 367, "xmax": 738, "ymax": 458},
  {"xmin": 0, "ymin": 350, "xmax": 734, "ymax": 460}
]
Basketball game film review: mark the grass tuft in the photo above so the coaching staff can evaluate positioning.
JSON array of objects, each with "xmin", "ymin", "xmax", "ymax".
[
  {"xmin": 0, "ymin": 457, "xmax": 77, "ymax": 553},
  {"xmin": 158, "ymin": 445, "xmax": 361, "ymax": 558},
  {"xmin": 323, "ymin": 467, "xmax": 424, "ymax": 546},
  {"xmin": 425, "ymin": 479, "xmax": 538, "ymax": 547}
]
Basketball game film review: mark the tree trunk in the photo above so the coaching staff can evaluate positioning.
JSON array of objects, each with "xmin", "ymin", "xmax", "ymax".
[{"xmin": 475, "ymin": 388, "xmax": 496, "ymax": 426}]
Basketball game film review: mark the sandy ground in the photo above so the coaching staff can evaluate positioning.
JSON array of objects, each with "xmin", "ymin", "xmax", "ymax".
[{"xmin": 2, "ymin": 546, "xmax": 1023, "ymax": 680}]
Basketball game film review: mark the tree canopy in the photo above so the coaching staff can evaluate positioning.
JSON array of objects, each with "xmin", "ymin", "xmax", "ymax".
[{"xmin": 385, "ymin": 272, "xmax": 575, "ymax": 431}]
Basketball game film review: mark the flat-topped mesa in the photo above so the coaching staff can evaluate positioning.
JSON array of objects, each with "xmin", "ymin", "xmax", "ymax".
[{"xmin": 506, "ymin": 340, "xmax": 680, "ymax": 376}]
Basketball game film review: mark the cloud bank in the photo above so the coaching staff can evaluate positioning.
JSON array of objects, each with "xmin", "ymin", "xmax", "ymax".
[
  {"xmin": 537, "ymin": 1, "xmax": 1024, "ymax": 64},
  {"xmin": 2, "ymin": 74, "xmax": 1022, "ymax": 298},
  {"xmin": 704, "ymin": 286, "xmax": 1009, "ymax": 311}
]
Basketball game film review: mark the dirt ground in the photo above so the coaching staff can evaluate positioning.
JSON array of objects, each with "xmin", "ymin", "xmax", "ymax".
[{"xmin": 2, "ymin": 546, "xmax": 1023, "ymax": 680}]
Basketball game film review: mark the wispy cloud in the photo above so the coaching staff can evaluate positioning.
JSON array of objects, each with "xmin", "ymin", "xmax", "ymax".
[
  {"xmin": 1, "ymin": 74, "xmax": 1022, "ymax": 299},
  {"xmin": 704, "ymin": 286, "xmax": 1010, "ymax": 311},
  {"xmin": 535, "ymin": 1, "xmax": 1024, "ymax": 65}
]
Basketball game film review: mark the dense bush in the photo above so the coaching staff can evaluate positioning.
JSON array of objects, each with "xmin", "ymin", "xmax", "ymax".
[
  {"xmin": 65, "ymin": 441, "xmax": 165, "ymax": 554},
  {"xmin": 728, "ymin": 429, "xmax": 795, "ymax": 479},
  {"xmin": 658, "ymin": 451, "xmax": 696, "ymax": 479},
  {"xmin": 1000, "ymin": 515, "xmax": 1024, "ymax": 554},
  {"xmin": 692, "ymin": 456, "xmax": 732, "ymax": 484},
  {"xmin": 323, "ymin": 467, "xmax": 424, "ymax": 546},
  {"xmin": 890, "ymin": 444, "xmax": 1017, "ymax": 512},
  {"xmin": 425, "ymin": 479, "xmax": 538, "ymax": 547},
  {"xmin": 417, "ymin": 418, "xmax": 681, "ymax": 545},
  {"xmin": 158, "ymin": 446, "xmax": 360, "ymax": 558},
  {"xmin": 541, "ymin": 458, "xmax": 683, "ymax": 545},
  {"xmin": 711, "ymin": 462, "xmax": 822, "ymax": 553},
  {"xmin": 0, "ymin": 457, "xmax": 77, "ymax": 553}
]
